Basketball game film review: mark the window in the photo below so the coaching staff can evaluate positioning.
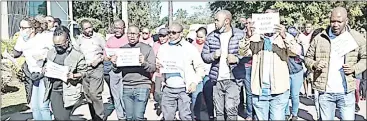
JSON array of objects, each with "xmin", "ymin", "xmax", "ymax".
[{"xmin": 28, "ymin": 1, "xmax": 46, "ymax": 17}]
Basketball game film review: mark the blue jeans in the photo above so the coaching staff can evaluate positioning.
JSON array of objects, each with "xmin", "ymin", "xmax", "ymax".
[
  {"xmin": 122, "ymin": 88, "xmax": 150, "ymax": 120},
  {"xmin": 30, "ymin": 79, "xmax": 52, "ymax": 120},
  {"xmin": 191, "ymin": 76, "xmax": 210, "ymax": 118},
  {"xmin": 318, "ymin": 91, "xmax": 355, "ymax": 120},
  {"xmin": 243, "ymin": 66, "xmax": 253, "ymax": 118},
  {"xmin": 253, "ymin": 90, "xmax": 290, "ymax": 120},
  {"xmin": 285, "ymin": 70, "xmax": 304, "ymax": 117}
]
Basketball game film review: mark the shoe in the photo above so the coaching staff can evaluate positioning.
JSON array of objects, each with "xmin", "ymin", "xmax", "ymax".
[
  {"xmin": 245, "ymin": 117, "xmax": 253, "ymax": 120},
  {"xmin": 285, "ymin": 115, "xmax": 290, "ymax": 120},
  {"xmin": 355, "ymin": 104, "xmax": 360, "ymax": 112},
  {"xmin": 291, "ymin": 116, "xmax": 298, "ymax": 121}
]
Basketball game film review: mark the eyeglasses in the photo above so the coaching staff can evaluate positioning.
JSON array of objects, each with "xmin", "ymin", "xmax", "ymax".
[
  {"xmin": 168, "ymin": 31, "xmax": 181, "ymax": 35},
  {"xmin": 54, "ymin": 41, "xmax": 68, "ymax": 47},
  {"xmin": 20, "ymin": 26, "xmax": 31, "ymax": 30},
  {"xmin": 159, "ymin": 34, "xmax": 167, "ymax": 37}
]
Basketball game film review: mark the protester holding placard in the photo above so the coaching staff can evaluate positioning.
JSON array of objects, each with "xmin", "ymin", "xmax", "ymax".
[
  {"xmin": 76, "ymin": 19, "xmax": 106, "ymax": 121},
  {"xmin": 110, "ymin": 26, "xmax": 156, "ymax": 121},
  {"xmin": 305, "ymin": 7, "xmax": 367, "ymax": 120},
  {"xmin": 42, "ymin": 26, "xmax": 87, "ymax": 120},
  {"xmin": 156, "ymin": 23, "xmax": 205, "ymax": 120},
  {"xmin": 201, "ymin": 10, "xmax": 245, "ymax": 120},
  {"xmin": 103, "ymin": 19, "xmax": 128, "ymax": 120},
  {"xmin": 244, "ymin": 8, "xmax": 299, "ymax": 120}
]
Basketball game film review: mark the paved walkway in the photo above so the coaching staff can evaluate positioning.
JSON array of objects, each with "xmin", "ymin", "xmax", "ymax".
[{"xmin": 3, "ymin": 83, "xmax": 366, "ymax": 120}]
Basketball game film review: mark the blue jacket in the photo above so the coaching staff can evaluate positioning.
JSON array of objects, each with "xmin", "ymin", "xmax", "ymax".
[{"xmin": 201, "ymin": 28, "xmax": 245, "ymax": 81}]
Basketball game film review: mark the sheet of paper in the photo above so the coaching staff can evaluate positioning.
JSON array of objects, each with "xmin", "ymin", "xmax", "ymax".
[
  {"xmin": 2, "ymin": 50, "xmax": 18, "ymax": 67},
  {"xmin": 44, "ymin": 60, "xmax": 69, "ymax": 82},
  {"xmin": 159, "ymin": 49, "xmax": 184, "ymax": 73},
  {"xmin": 252, "ymin": 13, "xmax": 280, "ymax": 34},
  {"xmin": 105, "ymin": 48, "xmax": 121, "ymax": 56},
  {"xmin": 116, "ymin": 48, "xmax": 141, "ymax": 67},
  {"xmin": 330, "ymin": 32, "xmax": 358, "ymax": 58}
]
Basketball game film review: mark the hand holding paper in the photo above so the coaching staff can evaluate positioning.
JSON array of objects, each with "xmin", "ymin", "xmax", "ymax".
[
  {"xmin": 44, "ymin": 61, "xmax": 69, "ymax": 82},
  {"xmin": 275, "ymin": 24, "xmax": 286, "ymax": 39},
  {"xmin": 139, "ymin": 53, "xmax": 145, "ymax": 64},
  {"xmin": 343, "ymin": 64, "xmax": 355, "ymax": 75}
]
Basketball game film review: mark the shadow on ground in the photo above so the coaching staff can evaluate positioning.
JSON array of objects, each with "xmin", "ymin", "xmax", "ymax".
[
  {"xmin": 1, "ymin": 85, "xmax": 20, "ymax": 94},
  {"xmin": 1, "ymin": 103, "xmax": 29, "ymax": 116}
]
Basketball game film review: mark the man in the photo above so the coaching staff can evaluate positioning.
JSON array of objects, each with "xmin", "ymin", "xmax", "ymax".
[
  {"xmin": 42, "ymin": 26, "xmax": 87, "ymax": 120},
  {"xmin": 241, "ymin": 9, "xmax": 299, "ymax": 120},
  {"xmin": 111, "ymin": 26, "xmax": 156, "ymax": 120},
  {"xmin": 299, "ymin": 21, "xmax": 314, "ymax": 97},
  {"xmin": 76, "ymin": 19, "xmax": 106, "ymax": 121},
  {"xmin": 152, "ymin": 28, "xmax": 169, "ymax": 116},
  {"xmin": 157, "ymin": 23, "xmax": 205, "ymax": 120},
  {"xmin": 305, "ymin": 7, "xmax": 366, "ymax": 120},
  {"xmin": 201, "ymin": 10, "xmax": 245, "ymax": 120},
  {"xmin": 45, "ymin": 15, "xmax": 55, "ymax": 31},
  {"xmin": 54, "ymin": 18, "xmax": 62, "ymax": 28},
  {"xmin": 239, "ymin": 17, "xmax": 255, "ymax": 120},
  {"xmin": 140, "ymin": 27, "xmax": 154, "ymax": 47},
  {"xmin": 104, "ymin": 19, "xmax": 128, "ymax": 120}
]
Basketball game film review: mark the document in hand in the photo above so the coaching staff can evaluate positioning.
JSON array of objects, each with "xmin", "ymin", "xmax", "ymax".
[
  {"xmin": 330, "ymin": 31, "xmax": 358, "ymax": 58},
  {"xmin": 44, "ymin": 60, "xmax": 69, "ymax": 82},
  {"xmin": 252, "ymin": 12, "xmax": 280, "ymax": 34},
  {"xmin": 116, "ymin": 48, "xmax": 141, "ymax": 67},
  {"xmin": 159, "ymin": 49, "xmax": 184, "ymax": 73}
]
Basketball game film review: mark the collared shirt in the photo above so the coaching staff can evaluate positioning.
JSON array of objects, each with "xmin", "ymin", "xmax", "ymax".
[{"xmin": 77, "ymin": 33, "xmax": 106, "ymax": 64}]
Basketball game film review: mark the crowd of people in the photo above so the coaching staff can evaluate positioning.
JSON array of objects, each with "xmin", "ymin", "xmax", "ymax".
[{"xmin": 2, "ymin": 6, "xmax": 366, "ymax": 121}]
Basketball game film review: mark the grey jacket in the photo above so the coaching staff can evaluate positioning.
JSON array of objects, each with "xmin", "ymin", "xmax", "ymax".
[{"xmin": 43, "ymin": 46, "xmax": 87, "ymax": 108}]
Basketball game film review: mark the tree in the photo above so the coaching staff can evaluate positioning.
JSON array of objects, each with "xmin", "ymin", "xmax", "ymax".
[
  {"xmin": 209, "ymin": 1, "xmax": 367, "ymax": 30},
  {"xmin": 149, "ymin": 1, "xmax": 162, "ymax": 29},
  {"xmin": 174, "ymin": 8, "xmax": 189, "ymax": 25},
  {"xmin": 188, "ymin": 4, "xmax": 214, "ymax": 24}
]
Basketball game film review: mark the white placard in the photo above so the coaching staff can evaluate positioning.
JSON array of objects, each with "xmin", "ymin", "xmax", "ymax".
[
  {"xmin": 105, "ymin": 48, "xmax": 121, "ymax": 56},
  {"xmin": 252, "ymin": 13, "xmax": 280, "ymax": 34},
  {"xmin": 116, "ymin": 48, "xmax": 141, "ymax": 67},
  {"xmin": 330, "ymin": 32, "xmax": 358, "ymax": 58},
  {"xmin": 44, "ymin": 60, "xmax": 69, "ymax": 82},
  {"xmin": 159, "ymin": 48, "xmax": 184, "ymax": 73}
]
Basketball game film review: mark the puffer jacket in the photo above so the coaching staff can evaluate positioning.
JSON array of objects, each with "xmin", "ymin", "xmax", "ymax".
[
  {"xmin": 201, "ymin": 28, "xmax": 245, "ymax": 81},
  {"xmin": 305, "ymin": 27, "xmax": 366, "ymax": 92}
]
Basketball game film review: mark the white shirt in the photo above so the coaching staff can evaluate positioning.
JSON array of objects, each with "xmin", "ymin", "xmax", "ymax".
[
  {"xmin": 77, "ymin": 33, "xmax": 105, "ymax": 64},
  {"xmin": 326, "ymin": 40, "xmax": 345, "ymax": 93},
  {"xmin": 217, "ymin": 30, "xmax": 232, "ymax": 80},
  {"xmin": 15, "ymin": 32, "xmax": 54, "ymax": 73}
]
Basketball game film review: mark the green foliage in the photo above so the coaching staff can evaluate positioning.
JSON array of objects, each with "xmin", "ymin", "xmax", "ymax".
[
  {"xmin": 187, "ymin": 4, "xmax": 214, "ymax": 25},
  {"xmin": 76, "ymin": 17, "xmax": 103, "ymax": 32},
  {"xmin": 73, "ymin": 1, "xmax": 114, "ymax": 30},
  {"xmin": 127, "ymin": 1, "xmax": 161, "ymax": 30},
  {"xmin": 209, "ymin": 1, "xmax": 367, "ymax": 30}
]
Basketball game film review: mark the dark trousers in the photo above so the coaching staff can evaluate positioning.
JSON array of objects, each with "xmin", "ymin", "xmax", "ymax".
[
  {"xmin": 50, "ymin": 91, "xmax": 73, "ymax": 120},
  {"xmin": 104, "ymin": 74, "xmax": 114, "ymax": 103},
  {"xmin": 83, "ymin": 65, "xmax": 105, "ymax": 121},
  {"xmin": 361, "ymin": 79, "xmax": 367, "ymax": 98},
  {"xmin": 154, "ymin": 76, "xmax": 164, "ymax": 107}
]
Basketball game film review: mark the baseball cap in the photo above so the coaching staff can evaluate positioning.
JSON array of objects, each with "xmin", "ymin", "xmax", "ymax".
[{"xmin": 158, "ymin": 28, "xmax": 169, "ymax": 35}]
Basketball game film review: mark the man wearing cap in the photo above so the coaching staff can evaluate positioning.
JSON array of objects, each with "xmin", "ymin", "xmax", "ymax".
[{"xmin": 151, "ymin": 28, "xmax": 170, "ymax": 116}]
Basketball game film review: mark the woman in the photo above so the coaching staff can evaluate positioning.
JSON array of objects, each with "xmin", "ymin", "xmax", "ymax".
[
  {"xmin": 191, "ymin": 27, "xmax": 215, "ymax": 120},
  {"xmin": 14, "ymin": 16, "xmax": 53, "ymax": 120}
]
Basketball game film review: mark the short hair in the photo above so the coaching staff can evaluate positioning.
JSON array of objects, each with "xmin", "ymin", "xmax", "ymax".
[
  {"xmin": 54, "ymin": 18, "xmax": 61, "ymax": 25},
  {"xmin": 170, "ymin": 23, "xmax": 184, "ymax": 32},
  {"xmin": 304, "ymin": 21, "xmax": 313, "ymax": 26},
  {"xmin": 265, "ymin": 8, "xmax": 279, "ymax": 13},
  {"xmin": 114, "ymin": 19, "xmax": 125, "ymax": 25},
  {"xmin": 46, "ymin": 15, "xmax": 54, "ymax": 19},
  {"xmin": 196, "ymin": 27, "xmax": 207, "ymax": 35},
  {"xmin": 34, "ymin": 14, "xmax": 46, "ymax": 23},
  {"xmin": 53, "ymin": 26, "xmax": 70, "ymax": 41},
  {"xmin": 80, "ymin": 19, "xmax": 92, "ymax": 28},
  {"xmin": 216, "ymin": 10, "xmax": 233, "ymax": 21}
]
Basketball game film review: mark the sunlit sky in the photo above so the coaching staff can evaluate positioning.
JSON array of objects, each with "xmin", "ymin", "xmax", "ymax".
[{"xmin": 160, "ymin": 2, "xmax": 208, "ymax": 19}]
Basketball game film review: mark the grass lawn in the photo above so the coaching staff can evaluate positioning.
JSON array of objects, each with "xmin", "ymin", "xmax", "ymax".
[{"xmin": 1, "ymin": 78, "xmax": 29, "ymax": 116}]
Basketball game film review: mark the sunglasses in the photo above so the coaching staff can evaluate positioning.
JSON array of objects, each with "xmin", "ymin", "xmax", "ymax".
[
  {"xmin": 168, "ymin": 31, "xmax": 181, "ymax": 35},
  {"xmin": 159, "ymin": 34, "xmax": 167, "ymax": 37}
]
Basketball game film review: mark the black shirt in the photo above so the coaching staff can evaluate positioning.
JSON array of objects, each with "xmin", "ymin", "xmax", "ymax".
[{"xmin": 50, "ymin": 52, "xmax": 68, "ymax": 91}]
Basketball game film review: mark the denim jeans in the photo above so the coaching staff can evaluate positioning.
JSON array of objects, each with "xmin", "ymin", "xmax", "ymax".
[
  {"xmin": 109, "ymin": 71, "xmax": 126, "ymax": 119},
  {"xmin": 122, "ymin": 88, "xmax": 150, "ymax": 120},
  {"xmin": 318, "ymin": 91, "xmax": 355, "ymax": 120},
  {"xmin": 253, "ymin": 90, "xmax": 290, "ymax": 120},
  {"xmin": 243, "ymin": 66, "xmax": 253, "ymax": 118},
  {"xmin": 30, "ymin": 79, "xmax": 52, "ymax": 120},
  {"xmin": 191, "ymin": 76, "xmax": 210, "ymax": 117},
  {"xmin": 285, "ymin": 70, "xmax": 304, "ymax": 117}
]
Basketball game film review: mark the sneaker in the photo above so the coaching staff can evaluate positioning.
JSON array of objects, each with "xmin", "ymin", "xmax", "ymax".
[{"xmin": 355, "ymin": 104, "xmax": 360, "ymax": 112}]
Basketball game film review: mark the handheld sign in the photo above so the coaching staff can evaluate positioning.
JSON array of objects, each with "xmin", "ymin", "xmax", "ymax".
[
  {"xmin": 252, "ymin": 12, "xmax": 280, "ymax": 34},
  {"xmin": 116, "ymin": 48, "xmax": 141, "ymax": 67}
]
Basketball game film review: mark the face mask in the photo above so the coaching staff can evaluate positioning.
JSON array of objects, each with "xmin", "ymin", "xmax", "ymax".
[
  {"xmin": 50, "ymin": 27, "xmax": 56, "ymax": 31},
  {"xmin": 196, "ymin": 39, "xmax": 204, "ymax": 44},
  {"xmin": 55, "ymin": 46, "xmax": 67, "ymax": 54},
  {"xmin": 218, "ymin": 23, "xmax": 226, "ymax": 33},
  {"xmin": 19, "ymin": 31, "xmax": 30, "ymax": 41}
]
